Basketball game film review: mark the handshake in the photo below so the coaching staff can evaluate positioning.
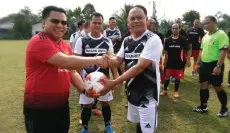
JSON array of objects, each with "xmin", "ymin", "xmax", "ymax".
[{"xmin": 95, "ymin": 54, "xmax": 114, "ymax": 69}]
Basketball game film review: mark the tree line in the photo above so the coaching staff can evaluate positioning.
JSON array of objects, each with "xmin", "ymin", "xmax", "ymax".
[{"xmin": 0, "ymin": 3, "xmax": 229, "ymax": 39}]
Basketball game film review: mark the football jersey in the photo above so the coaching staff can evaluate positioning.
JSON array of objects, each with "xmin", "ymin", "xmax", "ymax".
[
  {"xmin": 74, "ymin": 33, "xmax": 114, "ymax": 78},
  {"xmin": 117, "ymin": 31, "xmax": 163, "ymax": 106},
  {"xmin": 103, "ymin": 28, "xmax": 121, "ymax": 53},
  {"xmin": 164, "ymin": 35, "xmax": 189, "ymax": 69},
  {"xmin": 187, "ymin": 27, "xmax": 205, "ymax": 50}
]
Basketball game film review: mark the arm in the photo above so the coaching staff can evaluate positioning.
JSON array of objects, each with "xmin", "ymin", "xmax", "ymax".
[
  {"xmin": 108, "ymin": 39, "xmax": 119, "ymax": 79},
  {"xmin": 217, "ymin": 33, "xmax": 229, "ymax": 65},
  {"xmin": 70, "ymin": 70, "xmax": 85, "ymax": 93}
]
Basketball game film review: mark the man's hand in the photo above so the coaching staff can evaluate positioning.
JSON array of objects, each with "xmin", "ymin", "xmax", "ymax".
[
  {"xmin": 95, "ymin": 56, "xmax": 108, "ymax": 69},
  {"xmin": 103, "ymin": 54, "xmax": 113, "ymax": 67},
  {"xmin": 212, "ymin": 67, "xmax": 221, "ymax": 75},
  {"xmin": 99, "ymin": 79, "xmax": 117, "ymax": 96},
  {"xmin": 186, "ymin": 59, "xmax": 191, "ymax": 67},
  {"xmin": 194, "ymin": 64, "xmax": 199, "ymax": 73}
]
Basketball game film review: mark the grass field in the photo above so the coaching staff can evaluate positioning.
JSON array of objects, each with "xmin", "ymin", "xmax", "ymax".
[{"xmin": 0, "ymin": 40, "xmax": 229, "ymax": 133}]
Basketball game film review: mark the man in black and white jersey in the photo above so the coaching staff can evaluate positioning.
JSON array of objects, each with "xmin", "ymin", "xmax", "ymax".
[
  {"xmin": 103, "ymin": 17, "xmax": 122, "ymax": 54},
  {"xmin": 101, "ymin": 5, "xmax": 162, "ymax": 133},
  {"xmin": 69, "ymin": 20, "xmax": 85, "ymax": 49},
  {"xmin": 74, "ymin": 12, "xmax": 117, "ymax": 133}
]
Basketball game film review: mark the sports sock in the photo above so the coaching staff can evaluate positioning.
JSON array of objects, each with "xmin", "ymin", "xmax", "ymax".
[
  {"xmin": 81, "ymin": 107, "xmax": 92, "ymax": 130},
  {"xmin": 217, "ymin": 89, "xmax": 228, "ymax": 109},
  {"xmin": 174, "ymin": 79, "xmax": 180, "ymax": 92},
  {"xmin": 136, "ymin": 123, "xmax": 143, "ymax": 133},
  {"xmin": 200, "ymin": 89, "xmax": 209, "ymax": 108},
  {"xmin": 164, "ymin": 79, "xmax": 170, "ymax": 90},
  {"xmin": 102, "ymin": 105, "xmax": 111, "ymax": 127}
]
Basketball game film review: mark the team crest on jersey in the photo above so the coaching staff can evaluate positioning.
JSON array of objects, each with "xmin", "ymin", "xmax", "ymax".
[
  {"xmin": 209, "ymin": 39, "xmax": 214, "ymax": 45},
  {"xmin": 125, "ymin": 53, "xmax": 141, "ymax": 59}
]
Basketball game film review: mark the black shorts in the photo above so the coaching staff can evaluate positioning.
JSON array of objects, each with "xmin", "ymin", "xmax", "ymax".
[
  {"xmin": 199, "ymin": 61, "xmax": 224, "ymax": 86},
  {"xmin": 24, "ymin": 104, "xmax": 70, "ymax": 133}
]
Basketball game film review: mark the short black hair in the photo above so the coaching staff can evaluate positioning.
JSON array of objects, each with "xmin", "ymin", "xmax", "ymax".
[
  {"xmin": 91, "ymin": 12, "xmax": 104, "ymax": 20},
  {"xmin": 77, "ymin": 20, "xmax": 85, "ymax": 28},
  {"xmin": 42, "ymin": 6, "xmax": 66, "ymax": 19},
  {"xmin": 134, "ymin": 5, "xmax": 147, "ymax": 16},
  {"xmin": 205, "ymin": 15, "xmax": 217, "ymax": 23},
  {"xmin": 109, "ymin": 17, "xmax": 115, "ymax": 21},
  {"xmin": 84, "ymin": 21, "xmax": 90, "ymax": 28}
]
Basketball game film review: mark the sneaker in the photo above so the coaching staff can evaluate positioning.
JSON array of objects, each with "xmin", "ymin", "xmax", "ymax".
[
  {"xmin": 192, "ymin": 106, "xmax": 208, "ymax": 113},
  {"xmin": 104, "ymin": 125, "xmax": 116, "ymax": 133},
  {"xmin": 80, "ymin": 128, "xmax": 89, "ymax": 133},
  {"xmin": 160, "ymin": 90, "xmax": 167, "ymax": 96},
  {"xmin": 217, "ymin": 107, "xmax": 228, "ymax": 117},
  {"xmin": 173, "ymin": 91, "xmax": 179, "ymax": 98},
  {"xmin": 92, "ymin": 109, "xmax": 102, "ymax": 116}
]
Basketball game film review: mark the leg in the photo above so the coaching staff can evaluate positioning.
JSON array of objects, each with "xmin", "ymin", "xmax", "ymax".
[
  {"xmin": 160, "ymin": 69, "xmax": 171, "ymax": 95},
  {"xmin": 24, "ymin": 107, "xmax": 57, "ymax": 133},
  {"xmin": 192, "ymin": 62, "xmax": 210, "ymax": 113},
  {"xmin": 98, "ymin": 91, "xmax": 115, "ymax": 133},
  {"xmin": 81, "ymin": 104, "xmax": 93, "ymax": 130},
  {"xmin": 136, "ymin": 123, "xmax": 143, "ymax": 133},
  {"xmin": 211, "ymin": 65, "xmax": 228, "ymax": 117},
  {"xmin": 79, "ymin": 94, "xmax": 94, "ymax": 131},
  {"xmin": 139, "ymin": 102, "xmax": 158, "ymax": 133},
  {"xmin": 100, "ymin": 101, "xmax": 111, "ymax": 126},
  {"xmin": 54, "ymin": 105, "xmax": 70, "ymax": 133}
]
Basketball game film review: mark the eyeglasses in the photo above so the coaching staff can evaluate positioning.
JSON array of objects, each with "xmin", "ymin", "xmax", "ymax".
[{"xmin": 49, "ymin": 18, "xmax": 67, "ymax": 25}]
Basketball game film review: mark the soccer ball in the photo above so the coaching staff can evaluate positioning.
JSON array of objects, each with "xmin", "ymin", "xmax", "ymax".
[{"xmin": 85, "ymin": 72, "xmax": 107, "ymax": 94}]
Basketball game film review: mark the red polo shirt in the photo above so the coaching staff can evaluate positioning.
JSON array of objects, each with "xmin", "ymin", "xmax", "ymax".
[{"xmin": 24, "ymin": 32, "xmax": 72, "ymax": 109}]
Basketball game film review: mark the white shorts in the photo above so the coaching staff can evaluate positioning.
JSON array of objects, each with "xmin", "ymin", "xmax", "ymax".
[
  {"xmin": 79, "ymin": 91, "xmax": 113, "ymax": 104},
  {"xmin": 127, "ymin": 101, "xmax": 158, "ymax": 133}
]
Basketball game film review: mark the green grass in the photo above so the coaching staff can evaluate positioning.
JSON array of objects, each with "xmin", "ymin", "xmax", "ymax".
[{"xmin": 0, "ymin": 40, "xmax": 229, "ymax": 133}]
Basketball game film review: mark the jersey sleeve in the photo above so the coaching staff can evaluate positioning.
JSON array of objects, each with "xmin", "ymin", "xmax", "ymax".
[
  {"xmin": 69, "ymin": 34, "xmax": 75, "ymax": 43},
  {"xmin": 103, "ymin": 30, "xmax": 107, "ymax": 37},
  {"xmin": 117, "ymin": 39, "xmax": 125, "ymax": 58},
  {"xmin": 140, "ymin": 36, "xmax": 163, "ymax": 62},
  {"xmin": 29, "ymin": 39, "xmax": 59, "ymax": 63},
  {"xmin": 219, "ymin": 32, "xmax": 229, "ymax": 50},
  {"xmin": 107, "ymin": 39, "xmax": 115, "ymax": 56},
  {"xmin": 73, "ymin": 37, "xmax": 83, "ymax": 55}
]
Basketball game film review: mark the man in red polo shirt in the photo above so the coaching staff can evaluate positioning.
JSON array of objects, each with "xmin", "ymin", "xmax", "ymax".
[{"xmin": 24, "ymin": 6, "xmax": 105, "ymax": 133}]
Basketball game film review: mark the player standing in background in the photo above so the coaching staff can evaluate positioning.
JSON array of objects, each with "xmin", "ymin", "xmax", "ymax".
[
  {"xmin": 160, "ymin": 23, "xmax": 191, "ymax": 97},
  {"xmin": 187, "ymin": 19, "xmax": 205, "ymax": 75},
  {"xmin": 69, "ymin": 20, "xmax": 85, "ymax": 49}
]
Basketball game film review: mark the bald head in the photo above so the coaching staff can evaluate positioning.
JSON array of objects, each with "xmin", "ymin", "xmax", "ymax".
[
  {"xmin": 127, "ymin": 6, "xmax": 147, "ymax": 35},
  {"xmin": 147, "ymin": 18, "xmax": 156, "ymax": 31},
  {"xmin": 172, "ymin": 23, "xmax": 180, "ymax": 36}
]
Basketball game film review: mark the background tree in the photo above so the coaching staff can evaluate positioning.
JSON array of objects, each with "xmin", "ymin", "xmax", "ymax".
[
  {"xmin": 182, "ymin": 10, "xmax": 200, "ymax": 27},
  {"xmin": 113, "ymin": 4, "xmax": 133, "ymax": 34},
  {"xmin": 217, "ymin": 13, "xmax": 230, "ymax": 32},
  {"xmin": 159, "ymin": 19, "xmax": 173, "ymax": 36},
  {"xmin": 82, "ymin": 3, "xmax": 96, "ymax": 21}
]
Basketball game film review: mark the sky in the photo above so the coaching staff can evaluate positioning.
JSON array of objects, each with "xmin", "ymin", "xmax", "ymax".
[{"xmin": 0, "ymin": 0, "xmax": 229, "ymax": 23}]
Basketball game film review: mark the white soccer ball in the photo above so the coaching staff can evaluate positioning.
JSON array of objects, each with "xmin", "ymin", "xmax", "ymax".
[{"xmin": 85, "ymin": 72, "xmax": 107, "ymax": 94}]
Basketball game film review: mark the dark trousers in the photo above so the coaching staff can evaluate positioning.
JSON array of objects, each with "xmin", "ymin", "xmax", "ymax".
[{"xmin": 24, "ymin": 105, "xmax": 70, "ymax": 133}]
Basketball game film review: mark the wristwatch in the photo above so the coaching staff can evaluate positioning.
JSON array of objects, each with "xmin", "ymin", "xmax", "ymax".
[{"xmin": 216, "ymin": 64, "xmax": 222, "ymax": 68}]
